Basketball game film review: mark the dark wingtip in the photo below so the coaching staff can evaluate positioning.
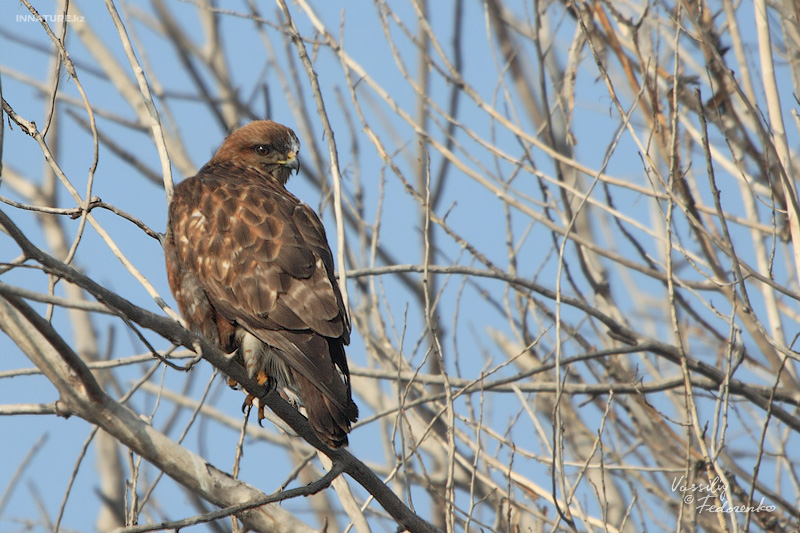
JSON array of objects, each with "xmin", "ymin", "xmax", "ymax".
[{"xmin": 347, "ymin": 399, "xmax": 359, "ymax": 423}]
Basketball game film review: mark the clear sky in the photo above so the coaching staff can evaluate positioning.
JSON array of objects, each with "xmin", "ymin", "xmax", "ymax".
[{"xmin": 1, "ymin": 1, "xmax": 798, "ymax": 532}]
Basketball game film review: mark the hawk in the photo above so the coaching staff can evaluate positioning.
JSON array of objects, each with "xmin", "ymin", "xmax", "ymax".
[{"xmin": 164, "ymin": 120, "xmax": 358, "ymax": 448}]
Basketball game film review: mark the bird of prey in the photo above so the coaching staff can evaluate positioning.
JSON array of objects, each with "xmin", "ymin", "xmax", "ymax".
[{"xmin": 164, "ymin": 120, "xmax": 358, "ymax": 448}]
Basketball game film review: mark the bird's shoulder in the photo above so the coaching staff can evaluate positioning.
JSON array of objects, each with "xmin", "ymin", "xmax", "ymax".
[
  {"xmin": 169, "ymin": 163, "xmax": 320, "ymax": 237},
  {"xmin": 173, "ymin": 162, "xmax": 296, "ymax": 204}
]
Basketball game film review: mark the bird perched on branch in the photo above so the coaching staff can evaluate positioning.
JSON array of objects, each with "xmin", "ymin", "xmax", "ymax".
[{"xmin": 164, "ymin": 120, "xmax": 358, "ymax": 448}]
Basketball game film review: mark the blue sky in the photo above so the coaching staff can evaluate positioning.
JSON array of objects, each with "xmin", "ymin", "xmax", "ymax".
[{"xmin": 1, "ymin": 1, "xmax": 799, "ymax": 531}]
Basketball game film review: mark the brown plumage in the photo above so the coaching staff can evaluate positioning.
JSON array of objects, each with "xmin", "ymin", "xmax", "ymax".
[{"xmin": 164, "ymin": 120, "xmax": 358, "ymax": 448}]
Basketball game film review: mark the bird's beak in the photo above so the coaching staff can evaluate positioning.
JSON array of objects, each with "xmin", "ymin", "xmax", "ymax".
[{"xmin": 282, "ymin": 153, "xmax": 300, "ymax": 174}]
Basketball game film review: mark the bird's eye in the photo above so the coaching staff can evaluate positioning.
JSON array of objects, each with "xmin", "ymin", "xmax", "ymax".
[{"xmin": 254, "ymin": 144, "xmax": 270, "ymax": 156}]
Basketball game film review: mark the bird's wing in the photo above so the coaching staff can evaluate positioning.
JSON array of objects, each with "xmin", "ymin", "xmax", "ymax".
[{"xmin": 167, "ymin": 163, "xmax": 351, "ymax": 395}]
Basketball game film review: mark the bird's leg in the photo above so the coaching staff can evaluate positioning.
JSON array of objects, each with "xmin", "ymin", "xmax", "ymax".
[{"xmin": 254, "ymin": 371, "xmax": 270, "ymax": 425}]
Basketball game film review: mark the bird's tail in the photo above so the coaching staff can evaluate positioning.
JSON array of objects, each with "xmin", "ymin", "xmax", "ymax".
[
  {"xmin": 247, "ymin": 326, "xmax": 359, "ymax": 448},
  {"xmin": 292, "ymin": 368, "xmax": 358, "ymax": 448}
]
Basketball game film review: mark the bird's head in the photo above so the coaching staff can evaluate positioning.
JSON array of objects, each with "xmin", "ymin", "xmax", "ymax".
[{"xmin": 210, "ymin": 120, "xmax": 301, "ymax": 186}]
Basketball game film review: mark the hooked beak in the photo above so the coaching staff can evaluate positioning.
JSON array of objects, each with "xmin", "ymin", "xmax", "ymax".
[{"xmin": 282, "ymin": 153, "xmax": 300, "ymax": 174}]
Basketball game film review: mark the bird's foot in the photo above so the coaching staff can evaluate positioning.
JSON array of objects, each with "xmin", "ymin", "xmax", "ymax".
[
  {"xmin": 241, "ymin": 371, "xmax": 271, "ymax": 426},
  {"xmin": 254, "ymin": 370, "xmax": 270, "ymax": 386}
]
